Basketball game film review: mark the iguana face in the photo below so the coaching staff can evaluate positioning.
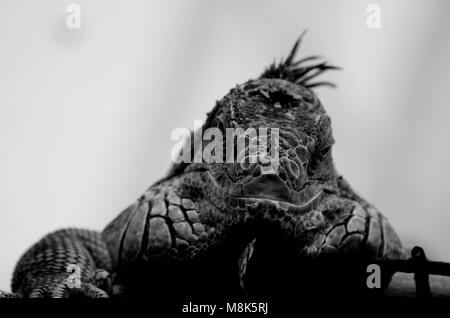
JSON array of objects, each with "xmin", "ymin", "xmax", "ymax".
[
  {"xmin": 209, "ymin": 78, "xmax": 335, "ymax": 200},
  {"xmin": 188, "ymin": 35, "xmax": 339, "ymax": 214}
]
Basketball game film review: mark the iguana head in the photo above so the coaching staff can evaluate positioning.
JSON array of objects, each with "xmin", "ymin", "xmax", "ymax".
[{"xmin": 188, "ymin": 33, "xmax": 340, "ymax": 212}]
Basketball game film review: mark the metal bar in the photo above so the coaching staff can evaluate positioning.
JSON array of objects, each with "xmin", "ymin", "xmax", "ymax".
[
  {"xmin": 411, "ymin": 246, "xmax": 431, "ymax": 298},
  {"xmin": 375, "ymin": 250, "xmax": 450, "ymax": 277},
  {"xmin": 372, "ymin": 245, "xmax": 450, "ymax": 297}
]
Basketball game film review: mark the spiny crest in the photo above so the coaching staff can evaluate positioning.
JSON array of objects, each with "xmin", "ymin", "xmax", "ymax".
[{"xmin": 260, "ymin": 31, "xmax": 340, "ymax": 88}]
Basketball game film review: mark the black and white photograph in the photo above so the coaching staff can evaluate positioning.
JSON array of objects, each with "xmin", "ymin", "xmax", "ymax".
[{"xmin": 1, "ymin": 0, "xmax": 449, "ymax": 314}]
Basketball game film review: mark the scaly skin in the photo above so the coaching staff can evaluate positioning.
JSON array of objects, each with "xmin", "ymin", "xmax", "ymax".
[{"xmin": 0, "ymin": 34, "xmax": 404, "ymax": 298}]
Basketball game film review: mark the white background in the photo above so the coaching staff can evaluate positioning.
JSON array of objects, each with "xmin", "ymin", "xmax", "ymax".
[{"xmin": 1, "ymin": 0, "xmax": 449, "ymax": 291}]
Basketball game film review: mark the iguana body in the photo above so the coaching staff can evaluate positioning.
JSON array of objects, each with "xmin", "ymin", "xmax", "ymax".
[{"xmin": 0, "ymin": 35, "xmax": 403, "ymax": 298}]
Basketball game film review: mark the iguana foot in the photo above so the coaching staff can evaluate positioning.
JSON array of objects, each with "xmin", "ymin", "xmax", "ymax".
[
  {"xmin": 9, "ymin": 228, "xmax": 113, "ymax": 298},
  {"xmin": 9, "ymin": 268, "xmax": 111, "ymax": 298}
]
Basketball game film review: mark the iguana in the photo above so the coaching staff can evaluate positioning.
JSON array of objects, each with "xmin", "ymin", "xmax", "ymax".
[{"xmin": 0, "ymin": 34, "xmax": 404, "ymax": 298}]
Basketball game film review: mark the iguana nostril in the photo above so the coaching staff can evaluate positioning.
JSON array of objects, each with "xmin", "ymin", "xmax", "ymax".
[{"xmin": 284, "ymin": 157, "xmax": 300, "ymax": 179}]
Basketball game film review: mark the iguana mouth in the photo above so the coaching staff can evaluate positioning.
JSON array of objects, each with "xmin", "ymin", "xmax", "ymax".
[
  {"xmin": 231, "ymin": 190, "xmax": 325, "ymax": 216},
  {"xmin": 237, "ymin": 174, "xmax": 292, "ymax": 201},
  {"xmin": 229, "ymin": 174, "xmax": 327, "ymax": 214}
]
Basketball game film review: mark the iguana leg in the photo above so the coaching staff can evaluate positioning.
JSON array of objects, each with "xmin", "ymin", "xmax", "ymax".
[
  {"xmin": 314, "ymin": 200, "xmax": 404, "ymax": 261},
  {"xmin": 240, "ymin": 189, "xmax": 405, "ymax": 295},
  {"xmin": 102, "ymin": 181, "xmax": 255, "ymax": 296},
  {"xmin": 1, "ymin": 228, "xmax": 112, "ymax": 298},
  {"xmin": 312, "ymin": 176, "xmax": 406, "ymax": 262}
]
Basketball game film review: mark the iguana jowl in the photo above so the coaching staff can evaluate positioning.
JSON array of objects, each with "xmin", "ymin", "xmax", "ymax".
[{"xmin": 0, "ymin": 34, "xmax": 404, "ymax": 298}]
